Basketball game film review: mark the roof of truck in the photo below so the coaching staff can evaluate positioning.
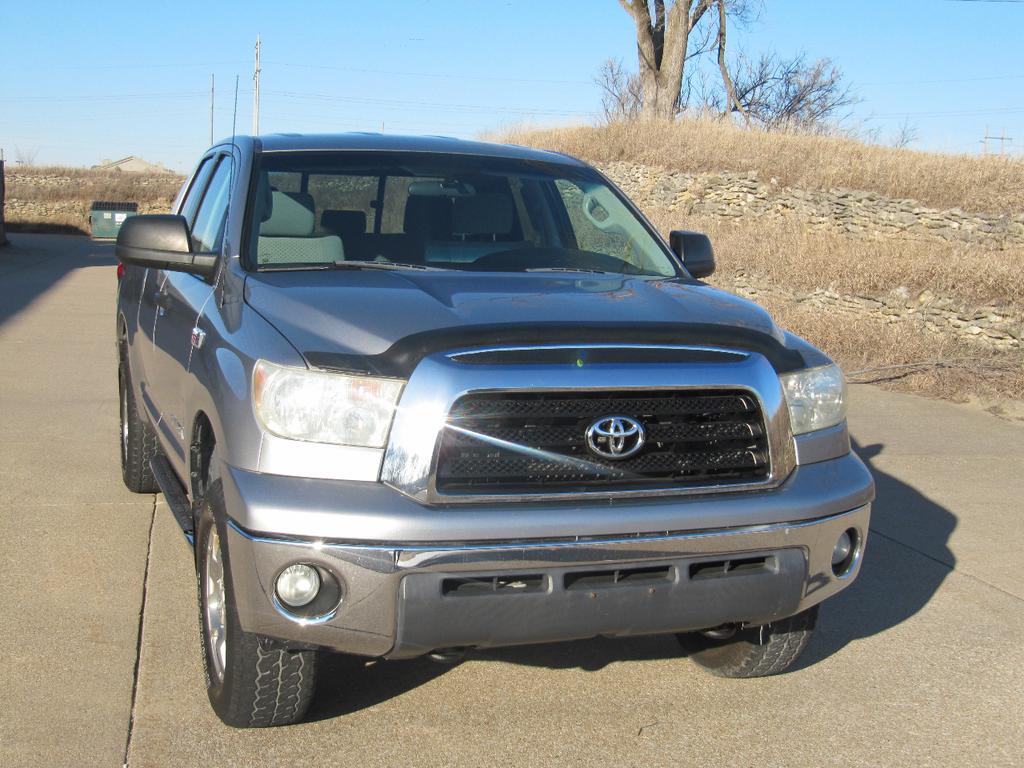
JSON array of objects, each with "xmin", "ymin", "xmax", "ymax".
[{"xmin": 252, "ymin": 132, "xmax": 587, "ymax": 166}]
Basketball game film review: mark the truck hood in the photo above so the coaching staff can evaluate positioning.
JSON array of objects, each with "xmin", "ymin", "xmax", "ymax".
[{"xmin": 244, "ymin": 270, "xmax": 803, "ymax": 374}]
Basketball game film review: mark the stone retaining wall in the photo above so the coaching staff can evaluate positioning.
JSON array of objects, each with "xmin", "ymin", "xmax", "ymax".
[
  {"xmin": 725, "ymin": 274, "xmax": 1022, "ymax": 350},
  {"xmin": 6, "ymin": 163, "xmax": 1021, "ymax": 350},
  {"xmin": 4, "ymin": 199, "xmax": 169, "ymax": 231},
  {"xmin": 600, "ymin": 162, "xmax": 1024, "ymax": 248}
]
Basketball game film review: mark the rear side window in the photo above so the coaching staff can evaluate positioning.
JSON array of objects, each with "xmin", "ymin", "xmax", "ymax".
[
  {"xmin": 308, "ymin": 174, "xmax": 377, "ymax": 233},
  {"xmin": 191, "ymin": 158, "xmax": 234, "ymax": 253}
]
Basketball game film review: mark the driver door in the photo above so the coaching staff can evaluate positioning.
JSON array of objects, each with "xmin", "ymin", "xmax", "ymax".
[{"xmin": 143, "ymin": 154, "xmax": 233, "ymax": 475}]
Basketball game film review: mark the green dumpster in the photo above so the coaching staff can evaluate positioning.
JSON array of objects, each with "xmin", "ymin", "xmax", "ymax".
[{"xmin": 90, "ymin": 201, "xmax": 138, "ymax": 239}]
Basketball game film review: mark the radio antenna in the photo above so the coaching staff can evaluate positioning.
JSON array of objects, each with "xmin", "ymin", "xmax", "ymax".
[
  {"xmin": 216, "ymin": 74, "xmax": 241, "ymax": 297},
  {"xmin": 225, "ymin": 74, "xmax": 240, "ymax": 223}
]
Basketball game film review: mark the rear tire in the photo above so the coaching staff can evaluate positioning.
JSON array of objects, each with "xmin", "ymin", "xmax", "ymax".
[
  {"xmin": 195, "ymin": 480, "xmax": 318, "ymax": 728},
  {"xmin": 118, "ymin": 349, "xmax": 159, "ymax": 493},
  {"xmin": 677, "ymin": 606, "xmax": 818, "ymax": 678}
]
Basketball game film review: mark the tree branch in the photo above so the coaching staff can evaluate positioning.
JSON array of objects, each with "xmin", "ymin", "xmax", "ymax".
[
  {"xmin": 689, "ymin": 0, "xmax": 714, "ymax": 28},
  {"xmin": 716, "ymin": 0, "xmax": 747, "ymax": 120}
]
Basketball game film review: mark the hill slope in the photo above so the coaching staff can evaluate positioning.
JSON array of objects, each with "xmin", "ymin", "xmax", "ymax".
[{"xmin": 497, "ymin": 118, "xmax": 1024, "ymax": 216}]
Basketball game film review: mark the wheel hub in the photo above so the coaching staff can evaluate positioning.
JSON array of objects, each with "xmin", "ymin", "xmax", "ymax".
[
  {"xmin": 204, "ymin": 528, "xmax": 228, "ymax": 682},
  {"xmin": 119, "ymin": 369, "xmax": 129, "ymax": 465}
]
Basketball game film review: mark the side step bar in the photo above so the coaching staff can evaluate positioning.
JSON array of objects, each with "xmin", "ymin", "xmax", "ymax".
[{"xmin": 150, "ymin": 455, "xmax": 195, "ymax": 545}]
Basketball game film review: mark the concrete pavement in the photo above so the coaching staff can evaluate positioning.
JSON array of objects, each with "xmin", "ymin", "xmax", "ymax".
[
  {"xmin": 0, "ymin": 235, "xmax": 153, "ymax": 766},
  {"xmin": 2, "ymin": 233, "xmax": 1022, "ymax": 767}
]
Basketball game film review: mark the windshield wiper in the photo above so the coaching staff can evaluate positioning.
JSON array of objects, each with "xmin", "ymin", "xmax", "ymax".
[
  {"xmin": 258, "ymin": 261, "xmax": 446, "ymax": 273},
  {"xmin": 525, "ymin": 267, "xmax": 620, "ymax": 275},
  {"xmin": 330, "ymin": 261, "xmax": 447, "ymax": 271}
]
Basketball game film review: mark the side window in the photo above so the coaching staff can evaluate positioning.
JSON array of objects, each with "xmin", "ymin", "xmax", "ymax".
[
  {"xmin": 191, "ymin": 158, "xmax": 234, "ymax": 253},
  {"xmin": 381, "ymin": 176, "xmax": 439, "ymax": 234},
  {"xmin": 307, "ymin": 174, "xmax": 377, "ymax": 233},
  {"xmin": 267, "ymin": 171, "xmax": 301, "ymax": 194},
  {"xmin": 178, "ymin": 157, "xmax": 215, "ymax": 223},
  {"xmin": 554, "ymin": 179, "xmax": 636, "ymax": 266}
]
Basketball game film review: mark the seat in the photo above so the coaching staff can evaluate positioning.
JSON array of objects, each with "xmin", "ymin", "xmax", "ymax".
[
  {"xmin": 421, "ymin": 193, "xmax": 524, "ymax": 264},
  {"xmin": 451, "ymin": 193, "xmax": 515, "ymax": 241},
  {"xmin": 403, "ymin": 195, "xmax": 453, "ymax": 240},
  {"xmin": 320, "ymin": 209, "xmax": 367, "ymax": 239},
  {"xmin": 257, "ymin": 191, "xmax": 344, "ymax": 265}
]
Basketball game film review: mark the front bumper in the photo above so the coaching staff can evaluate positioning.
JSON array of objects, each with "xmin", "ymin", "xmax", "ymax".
[{"xmin": 222, "ymin": 453, "xmax": 873, "ymax": 658}]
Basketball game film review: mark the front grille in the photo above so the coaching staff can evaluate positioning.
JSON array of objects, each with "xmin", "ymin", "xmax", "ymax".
[{"xmin": 435, "ymin": 389, "xmax": 770, "ymax": 495}]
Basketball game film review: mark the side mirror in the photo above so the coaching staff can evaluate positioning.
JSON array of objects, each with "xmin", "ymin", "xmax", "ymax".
[
  {"xmin": 669, "ymin": 230, "xmax": 715, "ymax": 279},
  {"xmin": 116, "ymin": 214, "xmax": 217, "ymax": 279}
]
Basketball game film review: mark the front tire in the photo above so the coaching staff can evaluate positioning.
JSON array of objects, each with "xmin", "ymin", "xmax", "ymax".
[
  {"xmin": 118, "ymin": 349, "xmax": 159, "ymax": 493},
  {"xmin": 195, "ymin": 481, "xmax": 318, "ymax": 727},
  {"xmin": 677, "ymin": 606, "xmax": 818, "ymax": 678}
]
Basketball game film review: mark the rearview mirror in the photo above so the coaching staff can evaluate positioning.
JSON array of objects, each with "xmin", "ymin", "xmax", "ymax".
[
  {"xmin": 407, "ymin": 179, "xmax": 476, "ymax": 197},
  {"xmin": 116, "ymin": 214, "xmax": 217, "ymax": 279},
  {"xmin": 669, "ymin": 230, "xmax": 715, "ymax": 279}
]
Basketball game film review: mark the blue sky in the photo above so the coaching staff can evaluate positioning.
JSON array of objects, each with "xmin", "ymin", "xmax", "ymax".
[{"xmin": 1, "ymin": 0, "xmax": 1022, "ymax": 171}]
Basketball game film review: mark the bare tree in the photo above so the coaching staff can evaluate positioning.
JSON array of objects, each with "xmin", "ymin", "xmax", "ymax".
[
  {"xmin": 728, "ymin": 52, "xmax": 855, "ymax": 132},
  {"xmin": 596, "ymin": 59, "xmax": 643, "ymax": 122},
  {"xmin": 892, "ymin": 117, "xmax": 918, "ymax": 149},
  {"xmin": 715, "ymin": 0, "xmax": 746, "ymax": 121},
  {"xmin": 613, "ymin": 2, "xmax": 851, "ymax": 133},
  {"xmin": 14, "ymin": 145, "xmax": 39, "ymax": 166},
  {"xmin": 618, "ymin": 0, "xmax": 716, "ymax": 120}
]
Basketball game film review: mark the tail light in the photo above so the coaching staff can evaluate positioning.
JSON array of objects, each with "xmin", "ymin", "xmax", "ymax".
[{"xmin": 116, "ymin": 263, "xmax": 125, "ymax": 280}]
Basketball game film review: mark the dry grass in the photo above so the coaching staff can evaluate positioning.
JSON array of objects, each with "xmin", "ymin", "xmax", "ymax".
[
  {"xmin": 7, "ymin": 165, "xmax": 184, "ymax": 205},
  {"xmin": 5, "ymin": 165, "xmax": 184, "ymax": 233},
  {"xmin": 645, "ymin": 212, "xmax": 1024, "ymax": 312},
  {"xmin": 641, "ymin": 213, "xmax": 1024, "ymax": 402},
  {"xmin": 495, "ymin": 119, "xmax": 1024, "ymax": 215},
  {"xmin": 761, "ymin": 296, "xmax": 1024, "ymax": 402},
  {"xmin": 4, "ymin": 153, "xmax": 1021, "ymax": 403}
]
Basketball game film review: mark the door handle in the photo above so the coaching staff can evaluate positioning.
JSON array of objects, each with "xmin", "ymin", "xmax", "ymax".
[{"xmin": 153, "ymin": 290, "xmax": 172, "ymax": 312}]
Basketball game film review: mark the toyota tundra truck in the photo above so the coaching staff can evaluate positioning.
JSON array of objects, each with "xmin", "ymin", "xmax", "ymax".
[{"xmin": 115, "ymin": 133, "xmax": 874, "ymax": 728}]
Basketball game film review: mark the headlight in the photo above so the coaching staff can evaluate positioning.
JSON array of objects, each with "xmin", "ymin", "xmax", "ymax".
[
  {"xmin": 252, "ymin": 360, "xmax": 404, "ymax": 447},
  {"xmin": 779, "ymin": 363, "xmax": 847, "ymax": 435}
]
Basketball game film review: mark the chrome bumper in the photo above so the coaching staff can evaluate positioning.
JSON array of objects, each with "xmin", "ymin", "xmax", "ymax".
[{"xmin": 225, "ymin": 502, "xmax": 871, "ymax": 658}]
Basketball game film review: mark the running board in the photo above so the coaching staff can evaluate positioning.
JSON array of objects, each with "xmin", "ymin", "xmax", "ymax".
[{"xmin": 150, "ymin": 455, "xmax": 195, "ymax": 545}]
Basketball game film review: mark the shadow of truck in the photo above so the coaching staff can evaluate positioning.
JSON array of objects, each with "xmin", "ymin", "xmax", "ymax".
[{"xmin": 307, "ymin": 437, "xmax": 954, "ymax": 718}]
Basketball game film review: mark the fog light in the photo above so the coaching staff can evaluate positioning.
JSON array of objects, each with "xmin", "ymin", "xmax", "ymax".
[
  {"xmin": 831, "ymin": 528, "xmax": 859, "ymax": 576},
  {"xmin": 832, "ymin": 531, "xmax": 852, "ymax": 566},
  {"xmin": 276, "ymin": 564, "xmax": 321, "ymax": 607}
]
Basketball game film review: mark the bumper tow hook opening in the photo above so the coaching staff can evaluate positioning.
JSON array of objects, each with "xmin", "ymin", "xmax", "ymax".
[
  {"xmin": 701, "ymin": 624, "xmax": 738, "ymax": 641},
  {"xmin": 427, "ymin": 648, "xmax": 468, "ymax": 664}
]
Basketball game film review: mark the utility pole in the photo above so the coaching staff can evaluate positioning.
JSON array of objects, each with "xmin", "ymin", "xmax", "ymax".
[
  {"xmin": 209, "ymin": 74, "xmax": 215, "ymax": 145},
  {"xmin": 982, "ymin": 127, "xmax": 1014, "ymax": 156},
  {"xmin": 252, "ymin": 35, "xmax": 261, "ymax": 135}
]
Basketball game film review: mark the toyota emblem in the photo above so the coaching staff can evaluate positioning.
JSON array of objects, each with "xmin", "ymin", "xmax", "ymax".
[{"xmin": 585, "ymin": 416, "xmax": 646, "ymax": 460}]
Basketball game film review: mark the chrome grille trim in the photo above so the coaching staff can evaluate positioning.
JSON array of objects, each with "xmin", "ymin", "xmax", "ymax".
[
  {"xmin": 380, "ymin": 344, "xmax": 796, "ymax": 505},
  {"xmin": 436, "ymin": 389, "xmax": 770, "ymax": 493}
]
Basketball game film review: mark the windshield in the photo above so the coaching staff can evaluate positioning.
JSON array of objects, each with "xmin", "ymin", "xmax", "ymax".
[{"xmin": 247, "ymin": 151, "xmax": 679, "ymax": 277}]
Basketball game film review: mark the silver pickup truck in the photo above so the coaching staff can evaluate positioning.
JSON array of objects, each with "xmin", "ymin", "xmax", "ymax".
[{"xmin": 115, "ymin": 133, "xmax": 874, "ymax": 728}]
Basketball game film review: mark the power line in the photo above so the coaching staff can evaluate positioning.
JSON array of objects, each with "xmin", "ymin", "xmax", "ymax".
[
  {"xmin": 269, "ymin": 61, "xmax": 591, "ymax": 86},
  {"xmin": 0, "ymin": 91, "xmax": 207, "ymax": 103},
  {"xmin": 260, "ymin": 89, "xmax": 596, "ymax": 117},
  {"xmin": 861, "ymin": 72, "xmax": 1024, "ymax": 86},
  {"xmin": 866, "ymin": 105, "xmax": 1024, "ymax": 119}
]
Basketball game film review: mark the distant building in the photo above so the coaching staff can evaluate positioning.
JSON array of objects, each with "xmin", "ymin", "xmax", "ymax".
[{"xmin": 92, "ymin": 156, "xmax": 173, "ymax": 174}]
